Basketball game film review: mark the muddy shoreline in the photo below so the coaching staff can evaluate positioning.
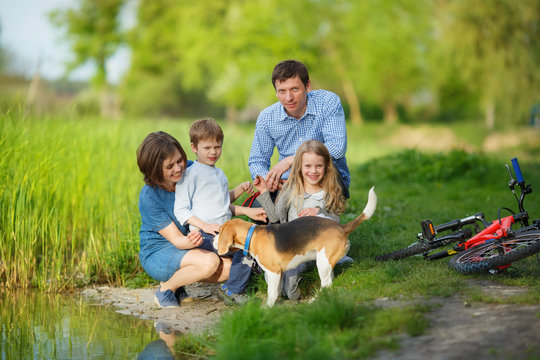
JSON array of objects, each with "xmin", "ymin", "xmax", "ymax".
[{"xmin": 81, "ymin": 280, "xmax": 540, "ymax": 358}]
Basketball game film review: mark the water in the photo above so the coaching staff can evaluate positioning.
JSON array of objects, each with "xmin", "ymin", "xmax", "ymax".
[{"xmin": 0, "ymin": 289, "xmax": 178, "ymax": 359}]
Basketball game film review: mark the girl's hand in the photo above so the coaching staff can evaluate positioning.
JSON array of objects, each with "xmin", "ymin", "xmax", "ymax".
[
  {"xmin": 186, "ymin": 231, "xmax": 203, "ymax": 248},
  {"xmin": 253, "ymin": 175, "xmax": 268, "ymax": 193},
  {"xmin": 201, "ymin": 223, "xmax": 221, "ymax": 236},
  {"xmin": 246, "ymin": 207, "xmax": 267, "ymax": 223},
  {"xmin": 298, "ymin": 207, "xmax": 320, "ymax": 217}
]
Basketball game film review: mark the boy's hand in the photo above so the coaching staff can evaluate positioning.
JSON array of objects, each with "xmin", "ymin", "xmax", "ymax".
[
  {"xmin": 201, "ymin": 223, "xmax": 221, "ymax": 236},
  {"xmin": 298, "ymin": 207, "xmax": 320, "ymax": 217},
  {"xmin": 186, "ymin": 231, "xmax": 203, "ymax": 248},
  {"xmin": 238, "ymin": 181, "xmax": 256, "ymax": 196},
  {"xmin": 253, "ymin": 175, "xmax": 268, "ymax": 193},
  {"xmin": 246, "ymin": 207, "xmax": 267, "ymax": 223}
]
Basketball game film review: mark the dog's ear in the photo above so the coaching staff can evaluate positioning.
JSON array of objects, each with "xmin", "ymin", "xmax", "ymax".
[{"xmin": 217, "ymin": 222, "xmax": 235, "ymax": 255}]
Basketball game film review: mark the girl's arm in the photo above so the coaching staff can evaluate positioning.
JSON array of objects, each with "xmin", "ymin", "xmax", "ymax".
[{"xmin": 158, "ymin": 222, "xmax": 203, "ymax": 250}]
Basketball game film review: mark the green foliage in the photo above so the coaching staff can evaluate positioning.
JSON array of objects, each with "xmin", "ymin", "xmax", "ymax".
[
  {"xmin": 2, "ymin": 115, "xmax": 540, "ymax": 357},
  {"xmin": 49, "ymin": 0, "xmax": 125, "ymax": 87},
  {"xmin": 436, "ymin": 0, "xmax": 540, "ymax": 127}
]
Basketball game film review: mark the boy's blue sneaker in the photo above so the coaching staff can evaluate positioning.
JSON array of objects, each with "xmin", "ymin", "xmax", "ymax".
[
  {"xmin": 154, "ymin": 287, "xmax": 179, "ymax": 308},
  {"xmin": 216, "ymin": 284, "xmax": 248, "ymax": 306}
]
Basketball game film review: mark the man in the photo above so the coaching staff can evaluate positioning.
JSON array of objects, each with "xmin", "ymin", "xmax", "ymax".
[{"xmin": 248, "ymin": 59, "xmax": 350, "ymax": 197}]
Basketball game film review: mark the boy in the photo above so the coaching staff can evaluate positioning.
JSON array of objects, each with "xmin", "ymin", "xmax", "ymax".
[{"xmin": 174, "ymin": 118, "xmax": 266, "ymax": 305}]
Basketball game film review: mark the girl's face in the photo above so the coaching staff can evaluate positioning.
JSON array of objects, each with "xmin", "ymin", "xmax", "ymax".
[
  {"xmin": 301, "ymin": 151, "xmax": 326, "ymax": 189},
  {"xmin": 162, "ymin": 149, "xmax": 186, "ymax": 191}
]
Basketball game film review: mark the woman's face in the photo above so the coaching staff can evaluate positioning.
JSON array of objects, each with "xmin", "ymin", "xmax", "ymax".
[{"xmin": 162, "ymin": 149, "xmax": 186, "ymax": 191}]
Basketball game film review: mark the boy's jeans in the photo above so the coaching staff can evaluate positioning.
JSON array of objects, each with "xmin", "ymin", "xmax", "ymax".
[{"xmin": 200, "ymin": 231, "xmax": 252, "ymax": 294}]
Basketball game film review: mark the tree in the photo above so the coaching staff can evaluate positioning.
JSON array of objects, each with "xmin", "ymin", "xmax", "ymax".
[
  {"xmin": 437, "ymin": 0, "xmax": 540, "ymax": 128},
  {"xmin": 50, "ymin": 0, "xmax": 125, "ymax": 117}
]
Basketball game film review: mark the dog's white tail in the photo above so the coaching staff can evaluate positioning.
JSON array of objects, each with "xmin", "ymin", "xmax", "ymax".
[
  {"xmin": 342, "ymin": 186, "xmax": 377, "ymax": 236},
  {"xmin": 362, "ymin": 186, "xmax": 377, "ymax": 220}
]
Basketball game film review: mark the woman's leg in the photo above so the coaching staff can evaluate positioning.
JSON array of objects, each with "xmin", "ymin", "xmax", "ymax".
[{"xmin": 160, "ymin": 250, "xmax": 230, "ymax": 292}]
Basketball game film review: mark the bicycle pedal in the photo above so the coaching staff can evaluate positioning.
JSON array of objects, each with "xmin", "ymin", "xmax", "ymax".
[{"xmin": 421, "ymin": 219, "xmax": 436, "ymax": 240}]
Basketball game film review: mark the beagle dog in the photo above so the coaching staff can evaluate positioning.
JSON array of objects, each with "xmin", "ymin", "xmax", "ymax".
[{"xmin": 214, "ymin": 187, "xmax": 377, "ymax": 306}]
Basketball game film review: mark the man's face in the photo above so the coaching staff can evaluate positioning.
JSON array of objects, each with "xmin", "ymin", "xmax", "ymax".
[
  {"xmin": 275, "ymin": 76, "xmax": 311, "ymax": 120},
  {"xmin": 191, "ymin": 138, "xmax": 222, "ymax": 166}
]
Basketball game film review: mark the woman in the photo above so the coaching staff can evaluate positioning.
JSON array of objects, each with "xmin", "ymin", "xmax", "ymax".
[{"xmin": 137, "ymin": 131, "xmax": 231, "ymax": 308}]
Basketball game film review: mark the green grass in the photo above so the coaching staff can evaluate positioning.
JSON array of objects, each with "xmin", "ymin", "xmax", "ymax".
[{"xmin": 2, "ymin": 111, "xmax": 540, "ymax": 358}]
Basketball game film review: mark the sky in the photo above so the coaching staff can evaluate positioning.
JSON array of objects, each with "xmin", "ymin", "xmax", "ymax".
[{"xmin": 0, "ymin": 0, "xmax": 130, "ymax": 83}]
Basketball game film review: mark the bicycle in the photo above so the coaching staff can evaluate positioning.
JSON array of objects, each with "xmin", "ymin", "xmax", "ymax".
[{"xmin": 376, "ymin": 157, "xmax": 540, "ymax": 274}]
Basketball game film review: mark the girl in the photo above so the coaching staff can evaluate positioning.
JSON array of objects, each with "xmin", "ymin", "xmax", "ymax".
[
  {"xmin": 253, "ymin": 139, "xmax": 348, "ymax": 300},
  {"xmin": 137, "ymin": 131, "xmax": 231, "ymax": 308}
]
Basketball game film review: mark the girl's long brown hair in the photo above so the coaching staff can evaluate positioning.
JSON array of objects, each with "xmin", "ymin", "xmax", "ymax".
[{"xmin": 281, "ymin": 140, "xmax": 346, "ymax": 215}]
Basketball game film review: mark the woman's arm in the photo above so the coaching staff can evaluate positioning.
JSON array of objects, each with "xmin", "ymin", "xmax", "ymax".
[{"xmin": 158, "ymin": 222, "xmax": 203, "ymax": 250}]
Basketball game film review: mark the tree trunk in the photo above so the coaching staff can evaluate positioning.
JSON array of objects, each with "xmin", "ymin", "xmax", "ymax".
[
  {"xmin": 341, "ymin": 78, "xmax": 363, "ymax": 125},
  {"xmin": 383, "ymin": 102, "xmax": 398, "ymax": 124},
  {"xmin": 226, "ymin": 106, "xmax": 238, "ymax": 124},
  {"xmin": 484, "ymin": 98, "xmax": 495, "ymax": 130}
]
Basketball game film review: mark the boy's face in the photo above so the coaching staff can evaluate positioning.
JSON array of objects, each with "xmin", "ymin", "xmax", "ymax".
[{"xmin": 191, "ymin": 138, "xmax": 223, "ymax": 166}]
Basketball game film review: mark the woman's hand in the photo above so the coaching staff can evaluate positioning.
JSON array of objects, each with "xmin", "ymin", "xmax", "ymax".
[
  {"xmin": 185, "ymin": 231, "xmax": 203, "ymax": 248},
  {"xmin": 297, "ymin": 207, "xmax": 320, "ymax": 217}
]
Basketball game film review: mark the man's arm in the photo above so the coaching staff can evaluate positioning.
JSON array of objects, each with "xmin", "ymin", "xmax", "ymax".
[
  {"xmin": 248, "ymin": 114, "xmax": 275, "ymax": 181},
  {"xmin": 321, "ymin": 92, "xmax": 347, "ymax": 160}
]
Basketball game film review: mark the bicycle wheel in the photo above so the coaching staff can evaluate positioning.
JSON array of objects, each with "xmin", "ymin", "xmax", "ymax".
[
  {"xmin": 449, "ymin": 230, "xmax": 540, "ymax": 274},
  {"xmin": 375, "ymin": 236, "xmax": 458, "ymax": 261}
]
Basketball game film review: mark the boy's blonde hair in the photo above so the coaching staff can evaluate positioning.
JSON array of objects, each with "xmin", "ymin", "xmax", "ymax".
[
  {"xmin": 282, "ymin": 139, "xmax": 346, "ymax": 215},
  {"xmin": 189, "ymin": 118, "xmax": 224, "ymax": 146}
]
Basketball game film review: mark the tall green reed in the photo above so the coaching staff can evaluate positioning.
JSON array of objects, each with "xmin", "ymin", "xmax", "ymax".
[{"xmin": 0, "ymin": 113, "xmax": 260, "ymax": 290}]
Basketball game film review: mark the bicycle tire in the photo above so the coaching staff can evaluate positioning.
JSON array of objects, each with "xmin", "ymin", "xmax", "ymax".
[
  {"xmin": 375, "ymin": 236, "xmax": 458, "ymax": 261},
  {"xmin": 449, "ymin": 230, "xmax": 540, "ymax": 274}
]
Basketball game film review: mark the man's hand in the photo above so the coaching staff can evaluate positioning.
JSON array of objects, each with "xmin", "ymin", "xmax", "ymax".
[
  {"xmin": 265, "ymin": 156, "xmax": 293, "ymax": 192},
  {"xmin": 297, "ymin": 207, "xmax": 320, "ymax": 217}
]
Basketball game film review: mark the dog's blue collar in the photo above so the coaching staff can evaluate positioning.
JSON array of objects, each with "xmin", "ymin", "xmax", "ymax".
[{"xmin": 243, "ymin": 225, "xmax": 257, "ymax": 256}]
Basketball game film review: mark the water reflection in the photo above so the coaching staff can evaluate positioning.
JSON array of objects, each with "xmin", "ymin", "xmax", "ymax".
[
  {"xmin": 138, "ymin": 323, "xmax": 180, "ymax": 360},
  {"xmin": 0, "ymin": 289, "xmax": 179, "ymax": 359}
]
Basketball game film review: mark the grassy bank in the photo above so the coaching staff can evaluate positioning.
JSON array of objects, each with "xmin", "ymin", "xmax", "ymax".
[{"xmin": 2, "ymin": 113, "xmax": 539, "ymax": 357}]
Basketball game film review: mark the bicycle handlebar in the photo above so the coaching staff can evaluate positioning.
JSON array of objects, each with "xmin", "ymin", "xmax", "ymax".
[
  {"xmin": 435, "ymin": 212, "xmax": 484, "ymax": 233},
  {"xmin": 511, "ymin": 157, "xmax": 524, "ymax": 184}
]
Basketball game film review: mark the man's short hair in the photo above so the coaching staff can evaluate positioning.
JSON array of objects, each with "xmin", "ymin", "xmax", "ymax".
[
  {"xmin": 272, "ymin": 60, "xmax": 310, "ymax": 89},
  {"xmin": 189, "ymin": 118, "xmax": 224, "ymax": 146}
]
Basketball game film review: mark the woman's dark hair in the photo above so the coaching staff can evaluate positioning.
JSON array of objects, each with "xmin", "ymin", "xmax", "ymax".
[
  {"xmin": 271, "ymin": 60, "xmax": 310, "ymax": 89},
  {"xmin": 137, "ymin": 131, "xmax": 187, "ymax": 189}
]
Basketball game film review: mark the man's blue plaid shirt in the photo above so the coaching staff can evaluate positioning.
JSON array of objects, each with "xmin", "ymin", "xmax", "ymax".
[{"xmin": 248, "ymin": 89, "xmax": 350, "ymax": 189}]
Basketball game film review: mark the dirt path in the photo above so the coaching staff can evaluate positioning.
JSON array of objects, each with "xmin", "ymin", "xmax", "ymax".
[
  {"xmin": 373, "ymin": 280, "xmax": 540, "ymax": 360},
  {"xmin": 82, "ymin": 280, "xmax": 540, "ymax": 358}
]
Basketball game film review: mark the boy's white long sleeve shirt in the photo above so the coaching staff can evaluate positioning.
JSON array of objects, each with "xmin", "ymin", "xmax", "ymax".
[{"xmin": 174, "ymin": 161, "xmax": 231, "ymax": 231}]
